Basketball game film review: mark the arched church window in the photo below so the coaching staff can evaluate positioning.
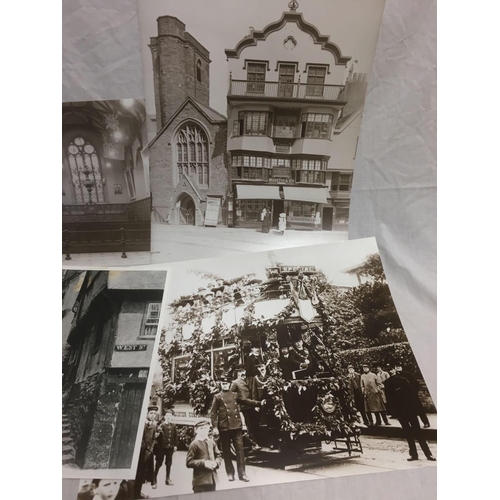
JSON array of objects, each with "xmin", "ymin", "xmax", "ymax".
[
  {"xmin": 175, "ymin": 123, "xmax": 209, "ymax": 186},
  {"xmin": 67, "ymin": 137, "xmax": 104, "ymax": 203},
  {"xmin": 197, "ymin": 60, "xmax": 202, "ymax": 82}
]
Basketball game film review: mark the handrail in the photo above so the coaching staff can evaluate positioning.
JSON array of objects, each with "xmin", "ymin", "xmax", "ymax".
[{"xmin": 228, "ymin": 80, "xmax": 345, "ymax": 100}]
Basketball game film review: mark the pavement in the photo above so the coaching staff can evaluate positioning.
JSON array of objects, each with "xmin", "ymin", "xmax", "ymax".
[
  {"xmin": 359, "ymin": 413, "xmax": 437, "ymax": 440},
  {"xmin": 140, "ymin": 434, "xmax": 436, "ymax": 499},
  {"xmin": 61, "ymin": 224, "xmax": 348, "ymax": 268},
  {"xmin": 149, "ymin": 223, "xmax": 348, "ymax": 264}
]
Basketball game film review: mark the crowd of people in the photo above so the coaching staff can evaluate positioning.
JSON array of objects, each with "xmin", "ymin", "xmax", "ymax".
[
  {"xmin": 132, "ymin": 363, "xmax": 269, "ymax": 498},
  {"xmin": 346, "ymin": 362, "xmax": 436, "ymax": 462},
  {"xmin": 78, "ymin": 357, "xmax": 435, "ymax": 500}
]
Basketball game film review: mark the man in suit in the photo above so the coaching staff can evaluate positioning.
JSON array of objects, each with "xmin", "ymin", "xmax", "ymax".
[
  {"xmin": 245, "ymin": 344, "xmax": 263, "ymax": 389},
  {"xmin": 186, "ymin": 419, "xmax": 222, "ymax": 493},
  {"xmin": 279, "ymin": 345, "xmax": 294, "ymax": 380},
  {"xmin": 395, "ymin": 363, "xmax": 431, "ymax": 427},
  {"xmin": 231, "ymin": 366, "xmax": 264, "ymax": 447},
  {"xmin": 384, "ymin": 367, "xmax": 436, "ymax": 462},
  {"xmin": 346, "ymin": 365, "xmax": 369, "ymax": 426},
  {"xmin": 210, "ymin": 376, "xmax": 250, "ymax": 482},
  {"xmin": 153, "ymin": 409, "xmax": 177, "ymax": 487}
]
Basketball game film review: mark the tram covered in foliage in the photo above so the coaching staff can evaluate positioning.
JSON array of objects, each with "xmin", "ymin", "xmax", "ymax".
[{"xmin": 156, "ymin": 264, "xmax": 362, "ymax": 458}]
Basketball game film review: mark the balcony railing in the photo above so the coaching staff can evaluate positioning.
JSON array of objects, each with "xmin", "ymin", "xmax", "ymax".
[{"xmin": 228, "ymin": 80, "xmax": 345, "ymax": 101}]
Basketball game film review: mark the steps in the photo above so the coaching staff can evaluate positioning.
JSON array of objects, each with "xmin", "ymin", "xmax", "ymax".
[{"xmin": 62, "ymin": 414, "xmax": 78, "ymax": 467}]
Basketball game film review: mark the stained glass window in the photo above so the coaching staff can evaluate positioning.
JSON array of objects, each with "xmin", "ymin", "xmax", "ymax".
[{"xmin": 67, "ymin": 137, "xmax": 104, "ymax": 203}]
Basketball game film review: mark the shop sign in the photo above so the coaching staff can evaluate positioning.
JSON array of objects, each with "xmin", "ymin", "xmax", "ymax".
[
  {"xmin": 272, "ymin": 166, "xmax": 291, "ymax": 178},
  {"xmin": 279, "ymin": 265, "xmax": 317, "ymax": 273},
  {"xmin": 115, "ymin": 344, "xmax": 147, "ymax": 352},
  {"xmin": 204, "ymin": 197, "xmax": 221, "ymax": 227}
]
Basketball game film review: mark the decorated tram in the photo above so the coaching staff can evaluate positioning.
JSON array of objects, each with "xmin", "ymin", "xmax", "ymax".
[{"xmin": 155, "ymin": 264, "xmax": 363, "ymax": 461}]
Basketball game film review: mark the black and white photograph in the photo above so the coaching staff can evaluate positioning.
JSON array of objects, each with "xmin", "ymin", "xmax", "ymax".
[
  {"xmin": 137, "ymin": 0, "xmax": 387, "ymax": 263},
  {"xmin": 62, "ymin": 99, "xmax": 153, "ymax": 267},
  {"xmin": 62, "ymin": 270, "xmax": 167, "ymax": 478},
  {"xmin": 79, "ymin": 237, "xmax": 436, "ymax": 498}
]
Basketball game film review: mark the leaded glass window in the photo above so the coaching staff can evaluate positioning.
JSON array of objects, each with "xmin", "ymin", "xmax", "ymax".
[
  {"xmin": 67, "ymin": 137, "xmax": 104, "ymax": 203},
  {"xmin": 175, "ymin": 123, "xmax": 209, "ymax": 186}
]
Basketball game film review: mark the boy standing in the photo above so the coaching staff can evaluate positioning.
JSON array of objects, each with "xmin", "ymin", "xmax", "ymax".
[
  {"xmin": 153, "ymin": 409, "xmax": 177, "ymax": 487},
  {"xmin": 186, "ymin": 419, "xmax": 222, "ymax": 493}
]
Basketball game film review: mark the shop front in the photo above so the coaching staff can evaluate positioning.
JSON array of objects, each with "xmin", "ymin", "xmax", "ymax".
[{"xmin": 232, "ymin": 183, "xmax": 330, "ymax": 230}]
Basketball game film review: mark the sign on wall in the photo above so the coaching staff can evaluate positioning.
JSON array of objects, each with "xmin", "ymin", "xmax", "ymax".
[
  {"xmin": 115, "ymin": 344, "xmax": 147, "ymax": 352},
  {"xmin": 204, "ymin": 197, "xmax": 221, "ymax": 227}
]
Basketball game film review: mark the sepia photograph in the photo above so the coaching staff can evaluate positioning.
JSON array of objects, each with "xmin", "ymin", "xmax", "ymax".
[
  {"xmin": 62, "ymin": 270, "xmax": 167, "ymax": 478},
  {"xmin": 137, "ymin": 0, "xmax": 387, "ymax": 263},
  {"xmin": 62, "ymin": 99, "xmax": 153, "ymax": 267},
  {"xmin": 78, "ymin": 237, "xmax": 436, "ymax": 498}
]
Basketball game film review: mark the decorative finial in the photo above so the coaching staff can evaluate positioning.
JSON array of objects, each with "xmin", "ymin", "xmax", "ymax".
[{"xmin": 288, "ymin": 0, "xmax": 299, "ymax": 12}]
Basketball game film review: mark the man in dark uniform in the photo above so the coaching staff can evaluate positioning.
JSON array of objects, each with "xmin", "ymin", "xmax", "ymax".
[
  {"xmin": 134, "ymin": 404, "xmax": 159, "ymax": 499},
  {"xmin": 153, "ymin": 409, "xmax": 177, "ymax": 487},
  {"xmin": 384, "ymin": 366, "xmax": 436, "ymax": 462},
  {"xmin": 231, "ymin": 366, "xmax": 263, "ymax": 446},
  {"xmin": 395, "ymin": 363, "xmax": 431, "ymax": 427},
  {"xmin": 210, "ymin": 376, "xmax": 250, "ymax": 482}
]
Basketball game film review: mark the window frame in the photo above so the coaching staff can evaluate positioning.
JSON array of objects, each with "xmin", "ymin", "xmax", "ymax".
[{"xmin": 140, "ymin": 302, "xmax": 162, "ymax": 339}]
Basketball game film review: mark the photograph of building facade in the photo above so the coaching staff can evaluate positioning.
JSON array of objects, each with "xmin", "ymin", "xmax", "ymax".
[
  {"xmin": 141, "ymin": 0, "xmax": 376, "ymax": 234},
  {"xmin": 146, "ymin": 16, "xmax": 228, "ymax": 226},
  {"xmin": 62, "ymin": 99, "xmax": 152, "ymax": 257},
  {"xmin": 62, "ymin": 270, "xmax": 167, "ymax": 475},
  {"xmin": 225, "ymin": 1, "xmax": 367, "ymax": 230}
]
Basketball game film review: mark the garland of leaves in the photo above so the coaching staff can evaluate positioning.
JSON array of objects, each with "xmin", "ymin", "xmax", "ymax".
[{"xmin": 157, "ymin": 275, "xmax": 361, "ymax": 441}]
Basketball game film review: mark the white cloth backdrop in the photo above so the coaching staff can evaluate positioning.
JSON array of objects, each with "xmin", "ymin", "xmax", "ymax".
[{"xmin": 62, "ymin": 0, "xmax": 437, "ymax": 497}]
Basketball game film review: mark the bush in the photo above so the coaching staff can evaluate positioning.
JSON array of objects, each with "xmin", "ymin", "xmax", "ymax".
[
  {"xmin": 336, "ymin": 342, "xmax": 422, "ymax": 378},
  {"xmin": 176, "ymin": 425, "xmax": 195, "ymax": 451},
  {"xmin": 336, "ymin": 343, "xmax": 436, "ymax": 412}
]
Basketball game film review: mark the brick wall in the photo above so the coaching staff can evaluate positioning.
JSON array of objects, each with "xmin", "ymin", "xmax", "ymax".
[
  {"xmin": 151, "ymin": 16, "xmax": 211, "ymax": 127},
  {"xmin": 150, "ymin": 102, "xmax": 228, "ymax": 225}
]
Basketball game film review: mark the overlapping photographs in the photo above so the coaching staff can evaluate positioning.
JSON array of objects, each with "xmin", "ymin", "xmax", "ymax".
[
  {"xmin": 137, "ymin": 0, "xmax": 387, "ymax": 263},
  {"xmin": 76, "ymin": 237, "xmax": 436, "ymax": 497},
  {"xmin": 62, "ymin": 270, "xmax": 167, "ymax": 479},
  {"xmin": 62, "ymin": 99, "xmax": 152, "ymax": 267}
]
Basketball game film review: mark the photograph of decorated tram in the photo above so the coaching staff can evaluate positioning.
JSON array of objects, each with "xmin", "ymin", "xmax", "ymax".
[{"xmin": 154, "ymin": 264, "xmax": 363, "ymax": 462}]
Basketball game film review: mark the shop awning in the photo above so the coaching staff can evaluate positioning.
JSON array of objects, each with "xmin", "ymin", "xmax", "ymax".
[
  {"xmin": 283, "ymin": 186, "xmax": 329, "ymax": 204},
  {"xmin": 236, "ymin": 184, "xmax": 281, "ymax": 200}
]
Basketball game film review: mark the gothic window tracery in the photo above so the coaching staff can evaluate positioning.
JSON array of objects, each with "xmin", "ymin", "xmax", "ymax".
[
  {"xmin": 175, "ymin": 123, "xmax": 209, "ymax": 186},
  {"xmin": 67, "ymin": 137, "xmax": 105, "ymax": 203}
]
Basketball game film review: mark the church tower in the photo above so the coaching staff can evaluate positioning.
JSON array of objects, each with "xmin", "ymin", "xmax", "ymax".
[{"xmin": 149, "ymin": 16, "xmax": 211, "ymax": 131}]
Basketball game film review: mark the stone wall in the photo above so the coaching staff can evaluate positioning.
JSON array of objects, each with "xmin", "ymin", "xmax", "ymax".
[
  {"xmin": 65, "ymin": 372, "xmax": 103, "ymax": 467},
  {"xmin": 149, "ymin": 102, "xmax": 228, "ymax": 225},
  {"xmin": 84, "ymin": 379, "xmax": 124, "ymax": 469}
]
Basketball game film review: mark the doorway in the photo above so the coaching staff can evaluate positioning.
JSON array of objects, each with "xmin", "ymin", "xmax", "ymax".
[
  {"xmin": 176, "ymin": 193, "xmax": 196, "ymax": 225},
  {"xmin": 272, "ymin": 200, "xmax": 284, "ymax": 227},
  {"xmin": 109, "ymin": 383, "xmax": 146, "ymax": 468},
  {"xmin": 322, "ymin": 206, "xmax": 333, "ymax": 231},
  {"xmin": 278, "ymin": 65, "xmax": 295, "ymax": 98}
]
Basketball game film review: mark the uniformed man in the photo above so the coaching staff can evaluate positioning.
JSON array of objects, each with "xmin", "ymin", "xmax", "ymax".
[
  {"xmin": 153, "ymin": 409, "xmax": 178, "ymax": 487},
  {"xmin": 231, "ymin": 366, "xmax": 263, "ymax": 446},
  {"xmin": 210, "ymin": 376, "xmax": 250, "ymax": 482},
  {"xmin": 134, "ymin": 404, "xmax": 159, "ymax": 499}
]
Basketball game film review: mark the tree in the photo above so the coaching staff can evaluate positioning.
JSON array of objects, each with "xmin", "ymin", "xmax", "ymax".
[{"xmin": 344, "ymin": 254, "xmax": 403, "ymax": 339}]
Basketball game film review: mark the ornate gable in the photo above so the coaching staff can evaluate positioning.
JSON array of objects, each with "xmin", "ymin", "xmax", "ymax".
[{"xmin": 225, "ymin": 3, "xmax": 351, "ymax": 65}]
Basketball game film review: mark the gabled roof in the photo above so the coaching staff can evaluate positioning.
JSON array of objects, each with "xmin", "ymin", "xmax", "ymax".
[
  {"xmin": 147, "ymin": 97, "xmax": 227, "ymax": 149},
  {"xmin": 225, "ymin": 10, "xmax": 351, "ymax": 65}
]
